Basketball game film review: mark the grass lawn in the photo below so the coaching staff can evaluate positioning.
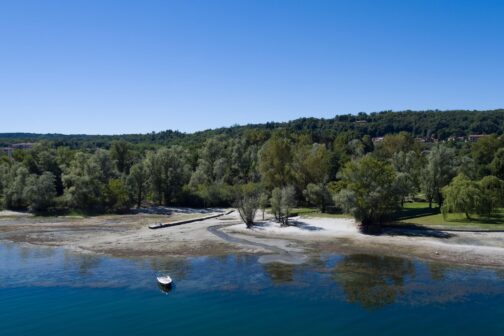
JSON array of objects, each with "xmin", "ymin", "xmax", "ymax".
[
  {"xmin": 266, "ymin": 207, "xmax": 352, "ymax": 219},
  {"xmin": 289, "ymin": 208, "xmax": 352, "ymax": 219},
  {"xmin": 393, "ymin": 202, "xmax": 504, "ymax": 231},
  {"xmin": 268, "ymin": 203, "xmax": 504, "ymax": 230}
]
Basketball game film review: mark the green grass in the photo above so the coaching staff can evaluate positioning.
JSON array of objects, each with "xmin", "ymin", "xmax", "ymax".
[
  {"xmin": 267, "ymin": 203, "xmax": 504, "ymax": 230},
  {"xmin": 393, "ymin": 202, "xmax": 504, "ymax": 230},
  {"xmin": 289, "ymin": 208, "xmax": 352, "ymax": 219},
  {"xmin": 266, "ymin": 207, "xmax": 352, "ymax": 219},
  {"xmin": 301, "ymin": 212, "xmax": 353, "ymax": 219}
]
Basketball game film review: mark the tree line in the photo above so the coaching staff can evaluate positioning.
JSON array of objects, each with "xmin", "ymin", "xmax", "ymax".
[
  {"xmin": 2, "ymin": 110, "xmax": 503, "ymax": 149},
  {"xmin": 1, "ymin": 112, "xmax": 504, "ymax": 233}
]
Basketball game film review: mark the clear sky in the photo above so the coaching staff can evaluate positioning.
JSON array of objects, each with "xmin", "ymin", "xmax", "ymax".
[{"xmin": 0, "ymin": 0, "xmax": 503, "ymax": 134}]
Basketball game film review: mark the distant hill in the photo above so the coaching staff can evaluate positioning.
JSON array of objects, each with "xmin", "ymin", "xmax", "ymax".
[{"xmin": 1, "ymin": 109, "xmax": 503, "ymax": 148}]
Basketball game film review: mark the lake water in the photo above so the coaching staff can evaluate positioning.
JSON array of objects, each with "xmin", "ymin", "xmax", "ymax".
[{"xmin": 1, "ymin": 242, "xmax": 503, "ymax": 335}]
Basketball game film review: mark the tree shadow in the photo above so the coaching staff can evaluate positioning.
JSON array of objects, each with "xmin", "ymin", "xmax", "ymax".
[
  {"xmin": 391, "ymin": 206, "xmax": 440, "ymax": 221},
  {"xmin": 252, "ymin": 220, "xmax": 324, "ymax": 232},
  {"xmin": 286, "ymin": 220, "xmax": 325, "ymax": 232},
  {"xmin": 382, "ymin": 224, "xmax": 453, "ymax": 239}
]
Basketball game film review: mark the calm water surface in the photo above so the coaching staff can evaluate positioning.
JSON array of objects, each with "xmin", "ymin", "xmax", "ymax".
[{"xmin": 1, "ymin": 242, "xmax": 503, "ymax": 335}]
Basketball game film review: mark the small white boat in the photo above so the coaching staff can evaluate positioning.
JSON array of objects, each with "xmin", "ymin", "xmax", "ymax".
[{"xmin": 157, "ymin": 275, "xmax": 173, "ymax": 288}]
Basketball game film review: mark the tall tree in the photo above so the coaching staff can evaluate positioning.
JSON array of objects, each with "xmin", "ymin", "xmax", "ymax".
[
  {"xmin": 229, "ymin": 137, "xmax": 259, "ymax": 184},
  {"xmin": 280, "ymin": 185, "xmax": 296, "ymax": 226},
  {"xmin": 375, "ymin": 132, "xmax": 417, "ymax": 158},
  {"xmin": 258, "ymin": 192, "xmax": 269, "ymax": 220},
  {"xmin": 146, "ymin": 146, "xmax": 191, "ymax": 205},
  {"xmin": 293, "ymin": 143, "xmax": 331, "ymax": 190},
  {"xmin": 105, "ymin": 178, "xmax": 131, "ymax": 212},
  {"xmin": 490, "ymin": 148, "xmax": 504, "ymax": 180},
  {"xmin": 234, "ymin": 183, "xmax": 260, "ymax": 228},
  {"xmin": 391, "ymin": 151, "xmax": 423, "ymax": 204},
  {"xmin": 303, "ymin": 183, "xmax": 331, "ymax": 213},
  {"xmin": 62, "ymin": 152, "xmax": 106, "ymax": 210},
  {"xmin": 3, "ymin": 164, "xmax": 30, "ymax": 209},
  {"xmin": 270, "ymin": 187, "xmax": 282, "ymax": 221},
  {"xmin": 441, "ymin": 174, "xmax": 487, "ymax": 219},
  {"xmin": 258, "ymin": 136, "xmax": 294, "ymax": 189},
  {"xmin": 421, "ymin": 145, "xmax": 458, "ymax": 208},
  {"xmin": 335, "ymin": 155, "xmax": 399, "ymax": 233},
  {"xmin": 479, "ymin": 175, "xmax": 504, "ymax": 210},
  {"xmin": 110, "ymin": 140, "xmax": 134, "ymax": 175},
  {"xmin": 126, "ymin": 162, "xmax": 149, "ymax": 208},
  {"xmin": 471, "ymin": 135, "xmax": 501, "ymax": 166},
  {"xmin": 24, "ymin": 172, "xmax": 57, "ymax": 212}
]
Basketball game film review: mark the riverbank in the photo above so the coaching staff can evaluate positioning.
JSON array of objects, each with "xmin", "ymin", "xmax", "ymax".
[
  {"xmin": 0, "ymin": 209, "xmax": 249, "ymax": 258},
  {"xmin": 224, "ymin": 217, "xmax": 504, "ymax": 267},
  {"xmin": 0, "ymin": 209, "xmax": 503, "ymax": 268}
]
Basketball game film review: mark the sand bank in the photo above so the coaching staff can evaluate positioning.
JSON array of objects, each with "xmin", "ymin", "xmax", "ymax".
[{"xmin": 0, "ymin": 210, "xmax": 503, "ymax": 267}]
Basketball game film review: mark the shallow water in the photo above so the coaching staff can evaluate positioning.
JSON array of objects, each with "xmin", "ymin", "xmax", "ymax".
[{"xmin": 1, "ymin": 242, "xmax": 503, "ymax": 335}]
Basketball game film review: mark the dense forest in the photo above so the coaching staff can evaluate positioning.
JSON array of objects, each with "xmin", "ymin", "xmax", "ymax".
[
  {"xmin": 1, "ymin": 109, "xmax": 503, "ymax": 148},
  {"xmin": 1, "ymin": 110, "xmax": 504, "ymax": 232}
]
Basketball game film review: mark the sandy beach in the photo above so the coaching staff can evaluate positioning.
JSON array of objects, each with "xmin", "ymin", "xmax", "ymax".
[{"xmin": 0, "ymin": 209, "xmax": 503, "ymax": 267}]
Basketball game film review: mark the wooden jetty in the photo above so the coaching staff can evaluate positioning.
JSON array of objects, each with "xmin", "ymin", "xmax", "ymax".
[{"xmin": 148, "ymin": 210, "xmax": 234, "ymax": 229}]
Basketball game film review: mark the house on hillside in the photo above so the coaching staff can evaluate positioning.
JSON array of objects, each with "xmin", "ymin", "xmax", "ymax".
[
  {"xmin": 468, "ymin": 134, "xmax": 488, "ymax": 142},
  {"xmin": 11, "ymin": 142, "xmax": 35, "ymax": 149}
]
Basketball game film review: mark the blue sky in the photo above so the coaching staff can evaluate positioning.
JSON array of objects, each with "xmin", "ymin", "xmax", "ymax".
[{"xmin": 0, "ymin": 0, "xmax": 503, "ymax": 134}]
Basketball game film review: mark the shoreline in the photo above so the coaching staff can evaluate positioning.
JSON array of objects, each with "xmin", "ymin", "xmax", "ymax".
[{"xmin": 0, "ymin": 210, "xmax": 503, "ymax": 268}]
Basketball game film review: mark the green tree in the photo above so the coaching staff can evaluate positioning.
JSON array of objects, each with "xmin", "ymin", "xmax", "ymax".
[
  {"xmin": 3, "ymin": 164, "xmax": 30, "ymax": 209},
  {"xmin": 270, "ymin": 188, "xmax": 282, "ymax": 221},
  {"xmin": 303, "ymin": 183, "xmax": 331, "ymax": 213},
  {"xmin": 229, "ymin": 137, "xmax": 259, "ymax": 184},
  {"xmin": 62, "ymin": 152, "xmax": 106, "ymax": 210},
  {"xmin": 190, "ymin": 137, "xmax": 230, "ymax": 185},
  {"xmin": 335, "ymin": 155, "xmax": 399, "ymax": 233},
  {"xmin": 292, "ymin": 143, "xmax": 331, "ymax": 190},
  {"xmin": 110, "ymin": 140, "xmax": 134, "ymax": 175},
  {"xmin": 24, "ymin": 172, "xmax": 57, "ymax": 212},
  {"xmin": 280, "ymin": 185, "xmax": 296, "ymax": 226},
  {"xmin": 258, "ymin": 192, "xmax": 269, "ymax": 220},
  {"xmin": 421, "ymin": 145, "xmax": 457, "ymax": 208},
  {"xmin": 441, "ymin": 174, "xmax": 486, "ymax": 219},
  {"xmin": 0, "ymin": 162, "xmax": 10, "ymax": 203},
  {"xmin": 490, "ymin": 148, "xmax": 504, "ymax": 180},
  {"xmin": 90, "ymin": 149, "xmax": 116, "ymax": 183},
  {"xmin": 189, "ymin": 137, "xmax": 233, "ymax": 206},
  {"xmin": 105, "ymin": 178, "xmax": 131, "ymax": 212},
  {"xmin": 234, "ymin": 184, "xmax": 260, "ymax": 228},
  {"xmin": 126, "ymin": 162, "xmax": 148, "ymax": 208},
  {"xmin": 375, "ymin": 132, "xmax": 417, "ymax": 159},
  {"xmin": 258, "ymin": 136, "xmax": 294, "ymax": 189},
  {"xmin": 479, "ymin": 175, "xmax": 504, "ymax": 210},
  {"xmin": 391, "ymin": 151, "xmax": 423, "ymax": 193},
  {"xmin": 471, "ymin": 135, "xmax": 501, "ymax": 166},
  {"xmin": 146, "ymin": 146, "xmax": 191, "ymax": 205},
  {"xmin": 194, "ymin": 183, "xmax": 234, "ymax": 207},
  {"xmin": 332, "ymin": 132, "xmax": 353, "ymax": 168}
]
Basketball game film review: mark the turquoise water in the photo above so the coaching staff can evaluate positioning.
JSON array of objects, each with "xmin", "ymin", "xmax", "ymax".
[{"xmin": 1, "ymin": 242, "xmax": 503, "ymax": 335}]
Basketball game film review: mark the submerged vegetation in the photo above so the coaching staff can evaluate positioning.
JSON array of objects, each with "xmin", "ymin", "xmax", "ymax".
[{"xmin": 1, "ymin": 110, "xmax": 504, "ymax": 232}]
